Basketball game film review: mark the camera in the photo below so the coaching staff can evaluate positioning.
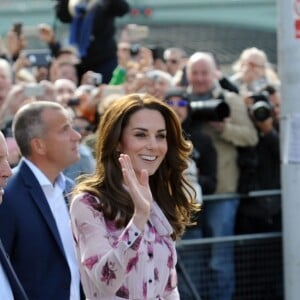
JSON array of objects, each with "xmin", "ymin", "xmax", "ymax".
[
  {"xmin": 249, "ymin": 92, "xmax": 272, "ymax": 122},
  {"xmin": 164, "ymin": 87, "xmax": 230, "ymax": 122},
  {"xmin": 67, "ymin": 98, "xmax": 80, "ymax": 106},
  {"xmin": 190, "ymin": 99, "xmax": 230, "ymax": 122},
  {"xmin": 130, "ymin": 44, "xmax": 140, "ymax": 57}
]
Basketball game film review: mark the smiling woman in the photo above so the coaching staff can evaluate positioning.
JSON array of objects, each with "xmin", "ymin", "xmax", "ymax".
[
  {"xmin": 70, "ymin": 93, "xmax": 200, "ymax": 300},
  {"xmin": 117, "ymin": 108, "xmax": 168, "ymax": 178}
]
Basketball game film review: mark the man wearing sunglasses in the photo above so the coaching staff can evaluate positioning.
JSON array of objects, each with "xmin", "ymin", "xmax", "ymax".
[{"xmin": 164, "ymin": 47, "xmax": 187, "ymax": 77}]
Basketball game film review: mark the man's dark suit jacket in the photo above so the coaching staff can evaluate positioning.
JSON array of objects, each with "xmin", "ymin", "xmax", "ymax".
[
  {"xmin": 0, "ymin": 239, "xmax": 29, "ymax": 300},
  {"xmin": 0, "ymin": 160, "xmax": 75, "ymax": 300}
]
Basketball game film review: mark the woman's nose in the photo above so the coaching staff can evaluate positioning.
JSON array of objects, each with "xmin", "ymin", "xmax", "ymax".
[{"xmin": 146, "ymin": 137, "xmax": 157, "ymax": 149}]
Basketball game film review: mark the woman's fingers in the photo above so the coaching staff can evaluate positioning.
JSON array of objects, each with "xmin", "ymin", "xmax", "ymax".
[
  {"xmin": 138, "ymin": 169, "xmax": 149, "ymax": 187},
  {"xmin": 118, "ymin": 153, "xmax": 148, "ymax": 193}
]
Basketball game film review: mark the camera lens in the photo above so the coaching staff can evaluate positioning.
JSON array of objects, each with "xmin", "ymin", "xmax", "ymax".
[
  {"xmin": 251, "ymin": 101, "xmax": 272, "ymax": 121},
  {"xmin": 130, "ymin": 44, "xmax": 140, "ymax": 56},
  {"xmin": 190, "ymin": 99, "xmax": 230, "ymax": 121}
]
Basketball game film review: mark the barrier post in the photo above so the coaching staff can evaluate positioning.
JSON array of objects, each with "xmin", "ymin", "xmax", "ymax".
[{"xmin": 278, "ymin": 0, "xmax": 300, "ymax": 299}]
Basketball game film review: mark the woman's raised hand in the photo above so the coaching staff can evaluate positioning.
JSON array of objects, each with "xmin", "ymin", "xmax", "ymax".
[{"xmin": 118, "ymin": 153, "xmax": 152, "ymax": 229}]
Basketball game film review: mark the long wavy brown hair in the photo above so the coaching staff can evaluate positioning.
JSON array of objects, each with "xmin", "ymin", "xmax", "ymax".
[{"xmin": 72, "ymin": 93, "xmax": 200, "ymax": 239}]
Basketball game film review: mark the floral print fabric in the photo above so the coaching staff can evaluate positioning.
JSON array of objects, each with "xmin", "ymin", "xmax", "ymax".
[{"xmin": 70, "ymin": 193, "xmax": 180, "ymax": 300}]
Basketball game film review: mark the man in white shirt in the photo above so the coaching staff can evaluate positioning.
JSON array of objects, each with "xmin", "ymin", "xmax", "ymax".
[
  {"xmin": 0, "ymin": 131, "xmax": 28, "ymax": 300},
  {"xmin": 0, "ymin": 102, "xmax": 82, "ymax": 300}
]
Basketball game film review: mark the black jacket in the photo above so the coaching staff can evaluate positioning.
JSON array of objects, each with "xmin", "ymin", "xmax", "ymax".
[
  {"xmin": 183, "ymin": 116, "xmax": 217, "ymax": 195},
  {"xmin": 55, "ymin": 0, "xmax": 130, "ymax": 69},
  {"xmin": 239, "ymin": 128, "xmax": 281, "ymax": 217}
]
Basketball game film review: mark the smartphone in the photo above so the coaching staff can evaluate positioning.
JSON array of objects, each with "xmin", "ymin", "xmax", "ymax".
[
  {"xmin": 24, "ymin": 49, "xmax": 52, "ymax": 67},
  {"xmin": 87, "ymin": 73, "xmax": 102, "ymax": 86},
  {"xmin": 23, "ymin": 84, "xmax": 45, "ymax": 97},
  {"xmin": 12, "ymin": 22, "xmax": 23, "ymax": 37}
]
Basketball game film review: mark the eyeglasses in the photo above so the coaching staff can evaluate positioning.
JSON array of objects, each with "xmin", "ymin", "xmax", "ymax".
[
  {"xmin": 165, "ymin": 59, "xmax": 179, "ymax": 64},
  {"xmin": 74, "ymin": 125, "xmax": 91, "ymax": 133},
  {"xmin": 166, "ymin": 99, "xmax": 189, "ymax": 107}
]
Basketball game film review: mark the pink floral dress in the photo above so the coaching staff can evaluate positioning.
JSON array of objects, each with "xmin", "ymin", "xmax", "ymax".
[{"xmin": 70, "ymin": 193, "xmax": 180, "ymax": 300}]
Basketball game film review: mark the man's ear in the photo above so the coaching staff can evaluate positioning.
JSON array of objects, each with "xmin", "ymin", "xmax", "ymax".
[{"xmin": 30, "ymin": 138, "xmax": 46, "ymax": 155}]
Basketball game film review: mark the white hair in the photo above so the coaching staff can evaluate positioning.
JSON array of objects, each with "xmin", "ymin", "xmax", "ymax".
[
  {"xmin": 145, "ymin": 69, "xmax": 174, "ymax": 86},
  {"xmin": 186, "ymin": 52, "xmax": 217, "ymax": 73},
  {"xmin": 232, "ymin": 47, "xmax": 268, "ymax": 73}
]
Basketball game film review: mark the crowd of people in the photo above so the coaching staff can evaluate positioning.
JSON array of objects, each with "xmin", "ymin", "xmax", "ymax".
[{"xmin": 0, "ymin": 1, "xmax": 281, "ymax": 299}]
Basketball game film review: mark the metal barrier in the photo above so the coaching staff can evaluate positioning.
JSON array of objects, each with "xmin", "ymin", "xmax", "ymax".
[{"xmin": 176, "ymin": 190, "xmax": 283, "ymax": 300}]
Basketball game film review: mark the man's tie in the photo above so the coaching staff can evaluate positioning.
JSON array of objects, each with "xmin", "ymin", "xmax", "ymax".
[{"xmin": 0, "ymin": 239, "xmax": 29, "ymax": 300}]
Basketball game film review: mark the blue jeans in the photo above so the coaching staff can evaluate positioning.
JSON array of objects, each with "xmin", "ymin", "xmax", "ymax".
[{"xmin": 201, "ymin": 198, "xmax": 239, "ymax": 300}]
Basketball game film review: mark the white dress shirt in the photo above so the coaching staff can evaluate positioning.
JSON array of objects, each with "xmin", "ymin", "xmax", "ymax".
[
  {"xmin": 0, "ymin": 264, "xmax": 14, "ymax": 300},
  {"xmin": 23, "ymin": 158, "xmax": 80, "ymax": 300}
]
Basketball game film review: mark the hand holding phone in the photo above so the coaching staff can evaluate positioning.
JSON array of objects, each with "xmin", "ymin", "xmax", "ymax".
[{"xmin": 87, "ymin": 73, "xmax": 102, "ymax": 86}]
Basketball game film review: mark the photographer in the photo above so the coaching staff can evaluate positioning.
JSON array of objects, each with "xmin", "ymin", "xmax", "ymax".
[
  {"xmin": 235, "ymin": 85, "xmax": 282, "ymax": 300},
  {"xmin": 236, "ymin": 85, "xmax": 281, "ymax": 234},
  {"xmin": 186, "ymin": 52, "xmax": 258, "ymax": 300},
  {"xmin": 165, "ymin": 87, "xmax": 217, "ymax": 197}
]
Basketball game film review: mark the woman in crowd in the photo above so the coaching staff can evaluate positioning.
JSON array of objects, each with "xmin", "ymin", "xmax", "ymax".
[
  {"xmin": 230, "ymin": 47, "xmax": 280, "ymax": 95},
  {"xmin": 70, "ymin": 93, "xmax": 200, "ymax": 299}
]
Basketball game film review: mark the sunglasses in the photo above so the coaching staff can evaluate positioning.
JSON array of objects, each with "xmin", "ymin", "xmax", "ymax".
[
  {"xmin": 74, "ymin": 125, "xmax": 92, "ymax": 132},
  {"xmin": 165, "ymin": 59, "xmax": 179, "ymax": 64},
  {"xmin": 166, "ymin": 99, "xmax": 189, "ymax": 107}
]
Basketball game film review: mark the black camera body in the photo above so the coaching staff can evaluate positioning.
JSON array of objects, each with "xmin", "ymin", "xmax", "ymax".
[
  {"xmin": 190, "ymin": 99, "xmax": 230, "ymax": 122},
  {"xmin": 130, "ymin": 44, "xmax": 140, "ymax": 57},
  {"xmin": 67, "ymin": 98, "xmax": 80, "ymax": 106},
  {"xmin": 249, "ymin": 93, "xmax": 272, "ymax": 122}
]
